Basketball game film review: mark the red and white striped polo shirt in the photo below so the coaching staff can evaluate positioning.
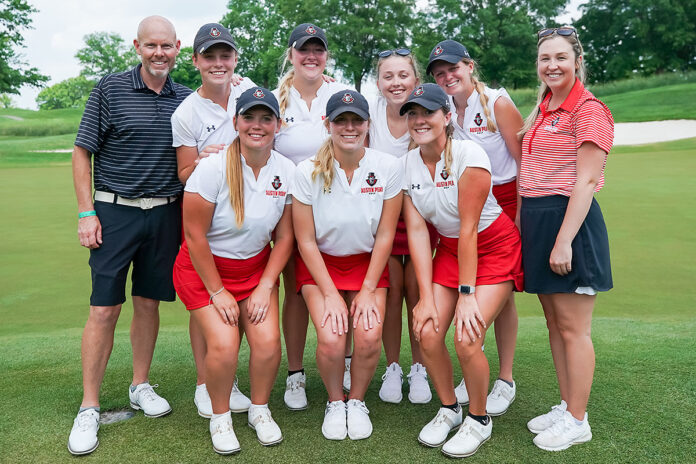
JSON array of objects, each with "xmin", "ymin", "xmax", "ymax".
[{"xmin": 519, "ymin": 79, "xmax": 614, "ymax": 198}]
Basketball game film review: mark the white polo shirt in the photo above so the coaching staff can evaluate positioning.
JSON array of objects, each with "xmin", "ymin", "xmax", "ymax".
[
  {"xmin": 449, "ymin": 86, "xmax": 517, "ymax": 185},
  {"xmin": 185, "ymin": 148, "xmax": 294, "ymax": 259},
  {"xmin": 368, "ymin": 95, "xmax": 410, "ymax": 157},
  {"xmin": 403, "ymin": 140, "xmax": 501, "ymax": 238},
  {"xmin": 272, "ymin": 81, "xmax": 351, "ymax": 165},
  {"xmin": 293, "ymin": 148, "xmax": 403, "ymax": 256},
  {"xmin": 171, "ymin": 78, "xmax": 257, "ymax": 151}
]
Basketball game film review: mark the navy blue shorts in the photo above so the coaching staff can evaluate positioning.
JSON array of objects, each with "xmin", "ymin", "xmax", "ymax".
[
  {"xmin": 520, "ymin": 195, "xmax": 612, "ymax": 294},
  {"xmin": 89, "ymin": 200, "xmax": 181, "ymax": 306}
]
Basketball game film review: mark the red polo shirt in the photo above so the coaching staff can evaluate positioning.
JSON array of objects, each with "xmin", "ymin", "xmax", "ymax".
[{"xmin": 520, "ymin": 79, "xmax": 614, "ymax": 198}]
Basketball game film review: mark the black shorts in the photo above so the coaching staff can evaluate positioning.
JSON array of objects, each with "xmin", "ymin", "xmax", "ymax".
[
  {"xmin": 89, "ymin": 200, "xmax": 181, "ymax": 306},
  {"xmin": 520, "ymin": 195, "xmax": 612, "ymax": 294}
]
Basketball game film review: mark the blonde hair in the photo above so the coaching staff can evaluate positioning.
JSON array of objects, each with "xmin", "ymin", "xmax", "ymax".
[
  {"xmin": 408, "ymin": 108, "xmax": 455, "ymax": 175},
  {"xmin": 461, "ymin": 58, "xmax": 498, "ymax": 133},
  {"xmin": 311, "ymin": 137, "xmax": 336, "ymax": 193},
  {"xmin": 277, "ymin": 48, "xmax": 295, "ymax": 126},
  {"xmin": 376, "ymin": 52, "xmax": 423, "ymax": 85},
  {"xmin": 225, "ymin": 137, "xmax": 245, "ymax": 228},
  {"xmin": 520, "ymin": 31, "xmax": 586, "ymax": 136}
]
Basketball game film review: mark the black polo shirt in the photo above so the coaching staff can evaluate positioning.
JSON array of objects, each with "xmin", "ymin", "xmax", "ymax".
[{"xmin": 75, "ymin": 64, "xmax": 192, "ymax": 199}]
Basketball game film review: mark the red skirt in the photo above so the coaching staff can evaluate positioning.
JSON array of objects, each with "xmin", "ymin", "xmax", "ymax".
[
  {"xmin": 295, "ymin": 251, "xmax": 389, "ymax": 292},
  {"xmin": 432, "ymin": 214, "xmax": 523, "ymax": 291},
  {"xmin": 492, "ymin": 180, "xmax": 517, "ymax": 221},
  {"xmin": 173, "ymin": 242, "xmax": 271, "ymax": 310},
  {"xmin": 392, "ymin": 216, "xmax": 439, "ymax": 256}
]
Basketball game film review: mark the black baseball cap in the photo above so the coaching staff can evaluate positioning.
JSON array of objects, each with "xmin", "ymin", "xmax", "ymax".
[
  {"xmin": 426, "ymin": 39, "xmax": 471, "ymax": 74},
  {"xmin": 399, "ymin": 83, "xmax": 450, "ymax": 116},
  {"xmin": 194, "ymin": 23, "xmax": 237, "ymax": 54},
  {"xmin": 235, "ymin": 87, "xmax": 280, "ymax": 118},
  {"xmin": 288, "ymin": 23, "xmax": 328, "ymax": 50},
  {"xmin": 326, "ymin": 90, "xmax": 369, "ymax": 121}
]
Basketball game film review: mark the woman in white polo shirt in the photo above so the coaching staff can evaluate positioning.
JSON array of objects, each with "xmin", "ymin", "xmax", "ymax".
[
  {"xmin": 426, "ymin": 39, "xmax": 524, "ymax": 416},
  {"xmin": 272, "ymin": 23, "xmax": 351, "ymax": 411},
  {"xmin": 293, "ymin": 90, "xmax": 402, "ymax": 441},
  {"xmin": 172, "ymin": 88, "xmax": 294, "ymax": 454},
  {"xmin": 170, "ymin": 23, "xmax": 255, "ymax": 417},
  {"xmin": 400, "ymin": 84, "xmax": 522, "ymax": 458}
]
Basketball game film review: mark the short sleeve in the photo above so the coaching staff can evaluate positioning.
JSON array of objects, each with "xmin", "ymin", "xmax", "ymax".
[
  {"xmin": 171, "ymin": 103, "xmax": 197, "ymax": 148},
  {"xmin": 454, "ymin": 141, "xmax": 491, "ymax": 179},
  {"xmin": 401, "ymin": 155, "xmax": 410, "ymax": 195},
  {"xmin": 573, "ymin": 100, "xmax": 614, "ymax": 154},
  {"xmin": 283, "ymin": 161, "xmax": 295, "ymax": 205},
  {"xmin": 75, "ymin": 83, "xmax": 109, "ymax": 154},
  {"xmin": 384, "ymin": 156, "xmax": 404, "ymax": 200},
  {"xmin": 291, "ymin": 160, "xmax": 314, "ymax": 205},
  {"xmin": 184, "ymin": 152, "xmax": 223, "ymax": 204}
]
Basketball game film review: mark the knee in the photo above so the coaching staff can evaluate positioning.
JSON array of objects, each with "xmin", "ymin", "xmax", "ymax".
[
  {"xmin": 556, "ymin": 320, "xmax": 590, "ymax": 343},
  {"xmin": 419, "ymin": 325, "xmax": 444, "ymax": 355},
  {"xmin": 316, "ymin": 335, "xmax": 344, "ymax": 362},
  {"xmin": 455, "ymin": 338, "xmax": 484, "ymax": 363},
  {"xmin": 250, "ymin": 332, "xmax": 281, "ymax": 362},
  {"xmin": 88, "ymin": 306, "xmax": 121, "ymax": 327},
  {"xmin": 206, "ymin": 339, "xmax": 238, "ymax": 364},
  {"xmin": 353, "ymin": 329, "xmax": 382, "ymax": 359}
]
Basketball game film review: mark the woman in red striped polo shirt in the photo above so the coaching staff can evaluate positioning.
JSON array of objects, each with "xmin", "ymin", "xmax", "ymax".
[{"xmin": 518, "ymin": 27, "xmax": 614, "ymax": 451}]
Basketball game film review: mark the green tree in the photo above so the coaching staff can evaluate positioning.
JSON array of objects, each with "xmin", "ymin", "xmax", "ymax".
[
  {"xmin": 35, "ymin": 76, "xmax": 95, "ymax": 110},
  {"xmin": 0, "ymin": 0, "xmax": 49, "ymax": 94},
  {"xmin": 577, "ymin": 0, "xmax": 696, "ymax": 82},
  {"xmin": 75, "ymin": 32, "xmax": 139, "ymax": 80},
  {"xmin": 169, "ymin": 46, "xmax": 201, "ymax": 90}
]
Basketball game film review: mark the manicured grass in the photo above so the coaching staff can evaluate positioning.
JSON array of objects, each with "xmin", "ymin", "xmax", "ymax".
[
  {"xmin": 0, "ymin": 108, "xmax": 82, "ymax": 136},
  {"xmin": 1, "ymin": 138, "xmax": 695, "ymax": 462}
]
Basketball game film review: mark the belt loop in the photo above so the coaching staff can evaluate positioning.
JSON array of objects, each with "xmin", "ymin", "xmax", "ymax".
[{"xmin": 112, "ymin": 193, "xmax": 118, "ymax": 205}]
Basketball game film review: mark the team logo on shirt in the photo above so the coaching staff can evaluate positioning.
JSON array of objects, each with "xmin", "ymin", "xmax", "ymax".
[
  {"xmin": 437, "ymin": 168, "xmax": 455, "ymax": 188},
  {"xmin": 342, "ymin": 93, "xmax": 354, "ymax": 104},
  {"xmin": 361, "ymin": 172, "xmax": 383, "ymax": 194},
  {"xmin": 206, "ymin": 125, "xmax": 216, "ymax": 132},
  {"xmin": 271, "ymin": 176, "xmax": 282, "ymax": 190},
  {"xmin": 474, "ymin": 113, "xmax": 483, "ymax": 126},
  {"xmin": 433, "ymin": 46, "xmax": 443, "ymax": 56},
  {"xmin": 544, "ymin": 116, "xmax": 563, "ymax": 133},
  {"xmin": 469, "ymin": 112, "xmax": 487, "ymax": 134},
  {"xmin": 440, "ymin": 169, "xmax": 449, "ymax": 180},
  {"xmin": 306, "ymin": 25, "xmax": 316, "ymax": 35},
  {"xmin": 253, "ymin": 89, "xmax": 265, "ymax": 99},
  {"xmin": 551, "ymin": 116, "xmax": 560, "ymax": 126},
  {"xmin": 414, "ymin": 86, "xmax": 424, "ymax": 97},
  {"xmin": 266, "ymin": 176, "xmax": 286, "ymax": 197},
  {"xmin": 210, "ymin": 27, "xmax": 221, "ymax": 37},
  {"xmin": 366, "ymin": 172, "xmax": 377, "ymax": 186}
]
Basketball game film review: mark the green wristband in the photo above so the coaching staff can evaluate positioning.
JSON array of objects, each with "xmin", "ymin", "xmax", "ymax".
[{"xmin": 78, "ymin": 210, "xmax": 97, "ymax": 219}]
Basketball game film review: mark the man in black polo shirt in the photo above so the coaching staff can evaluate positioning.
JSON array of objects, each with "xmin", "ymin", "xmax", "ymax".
[{"xmin": 68, "ymin": 16, "xmax": 192, "ymax": 456}]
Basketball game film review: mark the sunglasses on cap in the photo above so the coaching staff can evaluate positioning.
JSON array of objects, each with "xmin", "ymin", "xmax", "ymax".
[
  {"xmin": 537, "ymin": 26, "xmax": 577, "ymax": 40},
  {"xmin": 378, "ymin": 48, "xmax": 411, "ymax": 58}
]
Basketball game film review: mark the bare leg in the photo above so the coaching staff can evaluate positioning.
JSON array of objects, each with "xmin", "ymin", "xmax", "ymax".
[
  {"xmin": 282, "ymin": 258, "xmax": 309, "ymax": 371},
  {"xmin": 538, "ymin": 294, "xmax": 570, "ymax": 402},
  {"xmin": 347, "ymin": 289, "xmax": 387, "ymax": 400},
  {"xmin": 403, "ymin": 257, "xmax": 424, "ymax": 365},
  {"xmin": 130, "ymin": 296, "xmax": 160, "ymax": 386},
  {"xmin": 189, "ymin": 316, "xmax": 207, "ymax": 385},
  {"xmin": 382, "ymin": 256, "xmax": 404, "ymax": 365},
  {"xmin": 493, "ymin": 293, "xmax": 518, "ymax": 382},
  {"xmin": 80, "ymin": 305, "xmax": 122, "ymax": 407}
]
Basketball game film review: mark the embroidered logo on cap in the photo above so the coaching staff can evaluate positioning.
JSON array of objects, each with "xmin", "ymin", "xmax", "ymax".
[
  {"xmin": 474, "ymin": 113, "xmax": 483, "ymax": 126},
  {"xmin": 210, "ymin": 27, "xmax": 221, "ymax": 37},
  {"xmin": 306, "ymin": 25, "xmax": 316, "ymax": 35},
  {"xmin": 434, "ymin": 45, "xmax": 443, "ymax": 56},
  {"xmin": 272, "ymin": 176, "xmax": 282, "ymax": 190},
  {"xmin": 253, "ymin": 89, "xmax": 265, "ymax": 98},
  {"xmin": 342, "ymin": 93, "xmax": 354, "ymax": 104},
  {"xmin": 414, "ymin": 86, "xmax": 424, "ymax": 97}
]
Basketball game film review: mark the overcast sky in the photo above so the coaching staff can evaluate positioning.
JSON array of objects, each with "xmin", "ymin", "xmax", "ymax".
[{"xmin": 13, "ymin": 0, "xmax": 584, "ymax": 109}]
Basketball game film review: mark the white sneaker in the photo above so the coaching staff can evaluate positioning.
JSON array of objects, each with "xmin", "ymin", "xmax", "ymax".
[
  {"xmin": 454, "ymin": 379, "xmax": 469, "ymax": 405},
  {"xmin": 248, "ymin": 405, "xmax": 283, "ymax": 446},
  {"xmin": 129, "ymin": 383, "xmax": 172, "ymax": 417},
  {"xmin": 343, "ymin": 357, "xmax": 351, "ymax": 392},
  {"xmin": 209, "ymin": 411, "xmax": 241, "ymax": 455},
  {"xmin": 284, "ymin": 372, "xmax": 308, "ymax": 410},
  {"xmin": 486, "ymin": 379, "xmax": 516, "ymax": 416},
  {"xmin": 407, "ymin": 363, "xmax": 432, "ymax": 404},
  {"xmin": 527, "ymin": 400, "xmax": 567, "ymax": 434},
  {"xmin": 418, "ymin": 407, "xmax": 463, "ymax": 447},
  {"xmin": 379, "ymin": 362, "xmax": 403, "ymax": 403},
  {"xmin": 441, "ymin": 415, "xmax": 492, "ymax": 458},
  {"xmin": 346, "ymin": 399, "xmax": 372, "ymax": 440},
  {"xmin": 533, "ymin": 411, "xmax": 592, "ymax": 451},
  {"xmin": 321, "ymin": 400, "xmax": 347, "ymax": 440},
  {"xmin": 194, "ymin": 384, "xmax": 213, "ymax": 418},
  {"xmin": 230, "ymin": 377, "xmax": 251, "ymax": 413},
  {"xmin": 67, "ymin": 408, "xmax": 99, "ymax": 455}
]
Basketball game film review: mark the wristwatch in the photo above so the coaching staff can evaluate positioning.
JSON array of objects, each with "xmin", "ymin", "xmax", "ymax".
[{"xmin": 458, "ymin": 285, "xmax": 475, "ymax": 295}]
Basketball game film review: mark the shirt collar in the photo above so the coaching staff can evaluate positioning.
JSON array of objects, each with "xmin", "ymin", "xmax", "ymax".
[
  {"xmin": 540, "ymin": 78, "xmax": 584, "ymax": 115},
  {"xmin": 130, "ymin": 63, "xmax": 176, "ymax": 96}
]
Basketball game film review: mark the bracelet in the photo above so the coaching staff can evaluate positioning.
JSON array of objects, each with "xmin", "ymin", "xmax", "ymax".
[
  {"xmin": 78, "ymin": 210, "xmax": 97, "ymax": 219},
  {"xmin": 209, "ymin": 287, "xmax": 225, "ymax": 306}
]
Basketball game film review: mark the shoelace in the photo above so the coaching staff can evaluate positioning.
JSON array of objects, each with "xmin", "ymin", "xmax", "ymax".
[
  {"xmin": 548, "ymin": 413, "xmax": 572, "ymax": 435},
  {"xmin": 76, "ymin": 410, "xmax": 98, "ymax": 431},
  {"xmin": 432, "ymin": 409, "xmax": 452, "ymax": 426},
  {"xmin": 349, "ymin": 400, "xmax": 369, "ymax": 415},
  {"xmin": 407, "ymin": 365, "xmax": 426, "ymax": 381},
  {"xmin": 232, "ymin": 378, "xmax": 240, "ymax": 392},
  {"xmin": 138, "ymin": 384, "xmax": 159, "ymax": 402},
  {"xmin": 326, "ymin": 401, "xmax": 345, "ymax": 416},
  {"xmin": 252, "ymin": 409, "xmax": 272, "ymax": 425},
  {"xmin": 288, "ymin": 378, "xmax": 303, "ymax": 392},
  {"xmin": 213, "ymin": 419, "xmax": 234, "ymax": 436},
  {"xmin": 489, "ymin": 382, "xmax": 505, "ymax": 399}
]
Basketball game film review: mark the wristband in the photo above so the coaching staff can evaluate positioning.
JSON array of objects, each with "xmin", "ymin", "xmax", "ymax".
[
  {"xmin": 78, "ymin": 210, "xmax": 97, "ymax": 219},
  {"xmin": 209, "ymin": 287, "xmax": 225, "ymax": 306}
]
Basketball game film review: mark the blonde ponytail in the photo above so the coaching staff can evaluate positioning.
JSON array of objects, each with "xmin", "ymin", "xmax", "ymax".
[
  {"xmin": 277, "ymin": 48, "xmax": 294, "ymax": 127},
  {"xmin": 225, "ymin": 137, "xmax": 245, "ymax": 228},
  {"xmin": 470, "ymin": 75, "xmax": 497, "ymax": 133},
  {"xmin": 311, "ymin": 137, "xmax": 336, "ymax": 194},
  {"xmin": 443, "ymin": 123, "xmax": 454, "ymax": 175}
]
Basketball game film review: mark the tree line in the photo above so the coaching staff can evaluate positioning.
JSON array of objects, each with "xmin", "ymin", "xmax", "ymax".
[{"xmin": 1, "ymin": 0, "xmax": 694, "ymax": 110}]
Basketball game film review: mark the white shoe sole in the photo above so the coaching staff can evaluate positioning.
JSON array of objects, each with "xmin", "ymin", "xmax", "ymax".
[
  {"xmin": 197, "ymin": 409, "xmax": 212, "ymax": 419},
  {"xmin": 230, "ymin": 405, "xmax": 250, "ymax": 413},
  {"xmin": 247, "ymin": 423, "xmax": 284, "ymax": 446},
  {"xmin": 487, "ymin": 393, "xmax": 515, "ymax": 417},
  {"xmin": 321, "ymin": 426, "xmax": 347, "ymax": 440},
  {"xmin": 441, "ymin": 434, "xmax": 490, "ymax": 458},
  {"xmin": 379, "ymin": 391, "xmax": 403, "ymax": 404},
  {"xmin": 348, "ymin": 429, "xmax": 372, "ymax": 440},
  {"xmin": 67, "ymin": 439, "xmax": 99, "ymax": 456},
  {"xmin": 534, "ymin": 431, "xmax": 592, "ymax": 451},
  {"xmin": 417, "ymin": 429, "xmax": 456, "ymax": 448},
  {"xmin": 130, "ymin": 402, "xmax": 172, "ymax": 418},
  {"xmin": 527, "ymin": 422, "xmax": 548, "ymax": 434},
  {"xmin": 408, "ymin": 392, "xmax": 432, "ymax": 404},
  {"xmin": 213, "ymin": 444, "xmax": 241, "ymax": 455},
  {"xmin": 284, "ymin": 401, "xmax": 308, "ymax": 411}
]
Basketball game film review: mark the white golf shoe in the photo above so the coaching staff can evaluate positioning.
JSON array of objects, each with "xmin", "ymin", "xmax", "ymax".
[
  {"xmin": 486, "ymin": 379, "xmax": 516, "ymax": 416},
  {"xmin": 527, "ymin": 400, "xmax": 567, "ymax": 434},
  {"xmin": 346, "ymin": 399, "xmax": 372, "ymax": 440},
  {"xmin": 322, "ymin": 400, "xmax": 347, "ymax": 440},
  {"xmin": 441, "ymin": 415, "xmax": 492, "ymax": 458},
  {"xmin": 418, "ymin": 407, "xmax": 463, "ymax": 447},
  {"xmin": 209, "ymin": 411, "xmax": 241, "ymax": 455},
  {"xmin": 407, "ymin": 363, "xmax": 432, "ymax": 404},
  {"xmin": 248, "ymin": 405, "xmax": 283, "ymax": 446},
  {"xmin": 533, "ymin": 411, "xmax": 592, "ymax": 451},
  {"xmin": 378, "ymin": 362, "xmax": 403, "ymax": 403},
  {"xmin": 284, "ymin": 372, "xmax": 308, "ymax": 410},
  {"xmin": 129, "ymin": 383, "xmax": 172, "ymax": 417},
  {"xmin": 67, "ymin": 408, "xmax": 99, "ymax": 455},
  {"xmin": 229, "ymin": 377, "xmax": 251, "ymax": 413},
  {"xmin": 454, "ymin": 378, "xmax": 469, "ymax": 405}
]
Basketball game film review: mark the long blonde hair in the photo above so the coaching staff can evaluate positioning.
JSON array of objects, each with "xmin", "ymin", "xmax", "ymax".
[
  {"xmin": 519, "ymin": 31, "xmax": 586, "ymax": 136},
  {"xmin": 225, "ymin": 137, "xmax": 245, "ymax": 228},
  {"xmin": 311, "ymin": 136, "xmax": 336, "ymax": 193},
  {"xmin": 461, "ymin": 58, "xmax": 498, "ymax": 133},
  {"xmin": 277, "ymin": 48, "xmax": 295, "ymax": 126}
]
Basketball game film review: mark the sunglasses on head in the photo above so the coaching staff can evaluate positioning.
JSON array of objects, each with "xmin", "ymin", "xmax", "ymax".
[
  {"xmin": 378, "ymin": 48, "xmax": 411, "ymax": 58},
  {"xmin": 537, "ymin": 26, "xmax": 577, "ymax": 40}
]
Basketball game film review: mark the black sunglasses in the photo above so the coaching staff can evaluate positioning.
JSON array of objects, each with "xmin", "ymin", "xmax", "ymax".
[
  {"xmin": 378, "ymin": 48, "xmax": 411, "ymax": 58},
  {"xmin": 537, "ymin": 26, "xmax": 577, "ymax": 40}
]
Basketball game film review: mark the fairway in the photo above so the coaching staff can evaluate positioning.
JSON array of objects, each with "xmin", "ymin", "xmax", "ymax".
[{"xmin": 1, "ymin": 139, "xmax": 695, "ymax": 462}]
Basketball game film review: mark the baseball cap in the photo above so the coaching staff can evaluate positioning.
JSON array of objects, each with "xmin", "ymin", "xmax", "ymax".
[
  {"xmin": 235, "ymin": 87, "xmax": 280, "ymax": 118},
  {"xmin": 399, "ymin": 83, "xmax": 450, "ymax": 116},
  {"xmin": 426, "ymin": 39, "xmax": 471, "ymax": 74},
  {"xmin": 288, "ymin": 23, "xmax": 328, "ymax": 50},
  {"xmin": 194, "ymin": 23, "xmax": 237, "ymax": 54},
  {"xmin": 326, "ymin": 90, "xmax": 370, "ymax": 121}
]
